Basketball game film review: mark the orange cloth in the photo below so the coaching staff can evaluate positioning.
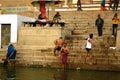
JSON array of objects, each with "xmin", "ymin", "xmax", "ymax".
[{"xmin": 100, "ymin": 6, "xmax": 107, "ymax": 11}]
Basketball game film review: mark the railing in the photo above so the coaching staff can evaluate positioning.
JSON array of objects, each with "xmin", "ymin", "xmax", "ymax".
[{"xmin": 23, "ymin": 20, "xmax": 66, "ymax": 27}]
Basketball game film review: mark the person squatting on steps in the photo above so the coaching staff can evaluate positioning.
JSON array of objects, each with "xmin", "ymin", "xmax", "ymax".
[{"xmin": 53, "ymin": 12, "xmax": 61, "ymax": 23}]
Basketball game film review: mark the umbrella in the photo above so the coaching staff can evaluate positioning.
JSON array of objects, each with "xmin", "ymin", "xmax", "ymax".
[
  {"xmin": 31, "ymin": 0, "xmax": 64, "ymax": 5},
  {"xmin": 31, "ymin": 0, "xmax": 64, "ymax": 19}
]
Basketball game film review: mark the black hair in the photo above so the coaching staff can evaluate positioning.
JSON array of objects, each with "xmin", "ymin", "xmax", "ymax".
[
  {"xmin": 114, "ymin": 13, "xmax": 118, "ymax": 17},
  {"xmin": 89, "ymin": 34, "xmax": 93, "ymax": 38},
  {"xmin": 59, "ymin": 37, "xmax": 62, "ymax": 39}
]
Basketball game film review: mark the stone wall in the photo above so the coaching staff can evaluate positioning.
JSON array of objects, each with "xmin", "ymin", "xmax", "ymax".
[
  {"xmin": 116, "ymin": 30, "xmax": 120, "ymax": 51},
  {"xmin": 0, "ymin": 4, "xmax": 1, "ymax": 14},
  {"xmin": 18, "ymin": 26, "xmax": 71, "ymax": 48},
  {"xmin": 15, "ymin": 26, "xmax": 71, "ymax": 66},
  {"xmin": 0, "ymin": 0, "xmax": 34, "ymax": 7}
]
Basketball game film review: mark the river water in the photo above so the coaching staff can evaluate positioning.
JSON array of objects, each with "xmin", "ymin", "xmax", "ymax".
[{"xmin": 0, "ymin": 66, "xmax": 120, "ymax": 80}]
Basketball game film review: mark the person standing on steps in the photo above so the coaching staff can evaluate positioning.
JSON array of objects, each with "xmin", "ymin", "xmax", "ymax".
[
  {"xmin": 77, "ymin": 0, "xmax": 82, "ymax": 11},
  {"xmin": 113, "ymin": 0, "xmax": 120, "ymax": 11},
  {"xmin": 112, "ymin": 13, "xmax": 119, "ymax": 37},
  {"xmin": 100, "ymin": 0, "xmax": 107, "ymax": 10},
  {"xmin": 108, "ymin": 0, "xmax": 114, "ymax": 10},
  {"xmin": 6, "ymin": 43, "xmax": 17, "ymax": 67},
  {"xmin": 84, "ymin": 34, "xmax": 94, "ymax": 65},
  {"xmin": 54, "ymin": 37, "xmax": 64, "ymax": 64},
  {"xmin": 95, "ymin": 14, "xmax": 104, "ymax": 36},
  {"xmin": 61, "ymin": 42, "xmax": 69, "ymax": 70}
]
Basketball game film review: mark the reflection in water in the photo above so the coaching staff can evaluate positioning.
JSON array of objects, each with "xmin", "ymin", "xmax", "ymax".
[
  {"xmin": 6, "ymin": 67, "xmax": 16, "ymax": 80},
  {"xmin": 61, "ymin": 70, "xmax": 67, "ymax": 80},
  {"xmin": 0, "ymin": 66, "xmax": 16, "ymax": 80},
  {"xmin": 54, "ymin": 69, "xmax": 67, "ymax": 80},
  {"xmin": 0, "ymin": 66, "xmax": 120, "ymax": 80}
]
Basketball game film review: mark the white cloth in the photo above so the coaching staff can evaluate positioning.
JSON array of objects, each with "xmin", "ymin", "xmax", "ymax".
[{"xmin": 86, "ymin": 37, "xmax": 92, "ymax": 49}]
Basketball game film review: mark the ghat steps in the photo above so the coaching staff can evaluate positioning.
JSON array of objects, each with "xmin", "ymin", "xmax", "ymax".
[{"xmin": 0, "ymin": 10, "xmax": 120, "ymax": 70}]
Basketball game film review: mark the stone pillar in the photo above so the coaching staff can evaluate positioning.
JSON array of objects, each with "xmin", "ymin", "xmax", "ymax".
[
  {"xmin": 0, "ymin": 9, "xmax": 1, "ymax": 15},
  {"xmin": 0, "ymin": 4, "xmax": 1, "ymax": 14},
  {"xmin": 63, "ymin": 0, "xmax": 68, "ymax": 7},
  {"xmin": 0, "ymin": 4, "xmax": 2, "ymax": 48},
  {"xmin": 29, "ymin": 4, "xmax": 35, "ymax": 12},
  {"xmin": 116, "ymin": 30, "xmax": 120, "ymax": 51},
  {"xmin": 0, "ymin": 24, "xmax": 1, "ymax": 48}
]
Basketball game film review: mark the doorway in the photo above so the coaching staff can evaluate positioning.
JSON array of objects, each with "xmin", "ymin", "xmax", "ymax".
[{"xmin": 1, "ymin": 24, "xmax": 11, "ymax": 48}]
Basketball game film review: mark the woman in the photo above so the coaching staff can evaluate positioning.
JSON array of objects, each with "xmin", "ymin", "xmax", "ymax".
[
  {"xmin": 100, "ymin": 0, "xmax": 107, "ymax": 10},
  {"xmin": 112, "ymin": 13, "xmax": 119, "ymax": 37},
  {"xmin": 84, "ymin": 34, "xmax": 93, "ymax": 65},
  {"xmin": 6, "ymin": 43, "xmax": 16, "ymax": 67}
]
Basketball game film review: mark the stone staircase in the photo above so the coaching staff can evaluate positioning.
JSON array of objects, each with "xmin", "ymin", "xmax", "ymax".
[
  {"xmin": 56, "ymin": 11, "xmax": 119, "ymax": 66},
  {"xmin": 17, "ymin": 11, "xmax": 120, "ymax": 67},
  {"xmin": 14, "ymin": 27, "xmax": 67, "ymax": 66},
  {"xmin": 58, "ymin": 0, "xmax": 120, "ymax": 11},
  {"xmin": 1, "ymin": 10, "xmax": 120, "ymax": 69}
]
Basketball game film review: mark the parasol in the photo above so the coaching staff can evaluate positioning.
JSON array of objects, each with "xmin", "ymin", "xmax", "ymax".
[
  {"xmin": 31, "ymin": 0, "xmax": 64, "ymax": 5},
  {"xmin": 31, "ymin": 0, "xmax": 64, "ymax": 19}
]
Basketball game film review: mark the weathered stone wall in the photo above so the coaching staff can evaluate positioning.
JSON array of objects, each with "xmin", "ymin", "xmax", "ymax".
[
  {"xmin": 0, "ymin": 4, "xmax": 1, "ymax": 14},
  {"xmin": 16, "ymin": 26, "xmax": 71, "ymax": 66},
  {"xmin": 0, "ymin": 25, "xmax": 71, "ymax": 66},
  {"xmin": 0, "ymin": 0, "xmax": 34, "ymax": 7},
  {"xmin": 116, "ymin": 30, "xmax": 120, "ymax": 51},
  {"xmin": 18, "ymin": 26, "xmax": 71, "ymax": 49}
]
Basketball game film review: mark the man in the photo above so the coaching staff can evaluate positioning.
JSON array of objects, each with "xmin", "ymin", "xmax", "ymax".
[
  {"xmin": 61, "ymin": 42, "xmax": 69, "ymax": 70},
  {"xmin": 95, "ymin": 14, "xmax": 104, "ymax": 36},
  {"xmin": 113, "ymin": 0, "xmax": 119, "ymax": 11},
  {"xmin": 54, "ymin": 37, "xmax": 64, "ymax": 65},
  {"xmin": 54, "ymin": 37, "xmax": 64, "ymax": 56},
  {"xmin": 108, "ymin": 0, "xmax": 114, "ymax": 10},
  {"xmin": 38, "ymin": 13, "xmax": 44, "ymax": 20},
  {"xmin": 53, "ymin": 12, "xmax": 61, "ymax": 22},
  {"xmin": 77, "ymin": 0, "xmax": 82, "ymax": 11}
]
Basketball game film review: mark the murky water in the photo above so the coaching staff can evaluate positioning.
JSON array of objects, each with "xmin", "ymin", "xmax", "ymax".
[{"xmin": 0, "ymin": 66, "xmax": 120, "ymax": 80}]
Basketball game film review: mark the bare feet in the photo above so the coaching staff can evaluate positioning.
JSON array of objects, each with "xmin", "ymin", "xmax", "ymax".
[{"xmin": 89, "ymin": 62, "xmax": 93, "ymax": 65}]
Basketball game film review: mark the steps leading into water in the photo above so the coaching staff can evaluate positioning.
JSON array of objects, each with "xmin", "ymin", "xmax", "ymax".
[{"xmin": 0, "ymin": 10, "xmax": 120, "ymax": 68}]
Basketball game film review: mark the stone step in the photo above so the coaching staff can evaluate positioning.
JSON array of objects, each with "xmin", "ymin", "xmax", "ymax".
[
  {"xmin": 58, "ymin": 2, "xmax": 120, "ymax": 11},
  {"xmin": 17, "ymin": 48, "xmax": 53, "ymax": 52},
  {"xmin": 95, "ymin": 59, "xmax": 120, "ymax": 65}
]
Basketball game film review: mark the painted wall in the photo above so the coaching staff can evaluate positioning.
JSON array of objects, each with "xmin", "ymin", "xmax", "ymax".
[{"xmin": 0, "ymin": 14, "xmax": 35, "ymax": 47}]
